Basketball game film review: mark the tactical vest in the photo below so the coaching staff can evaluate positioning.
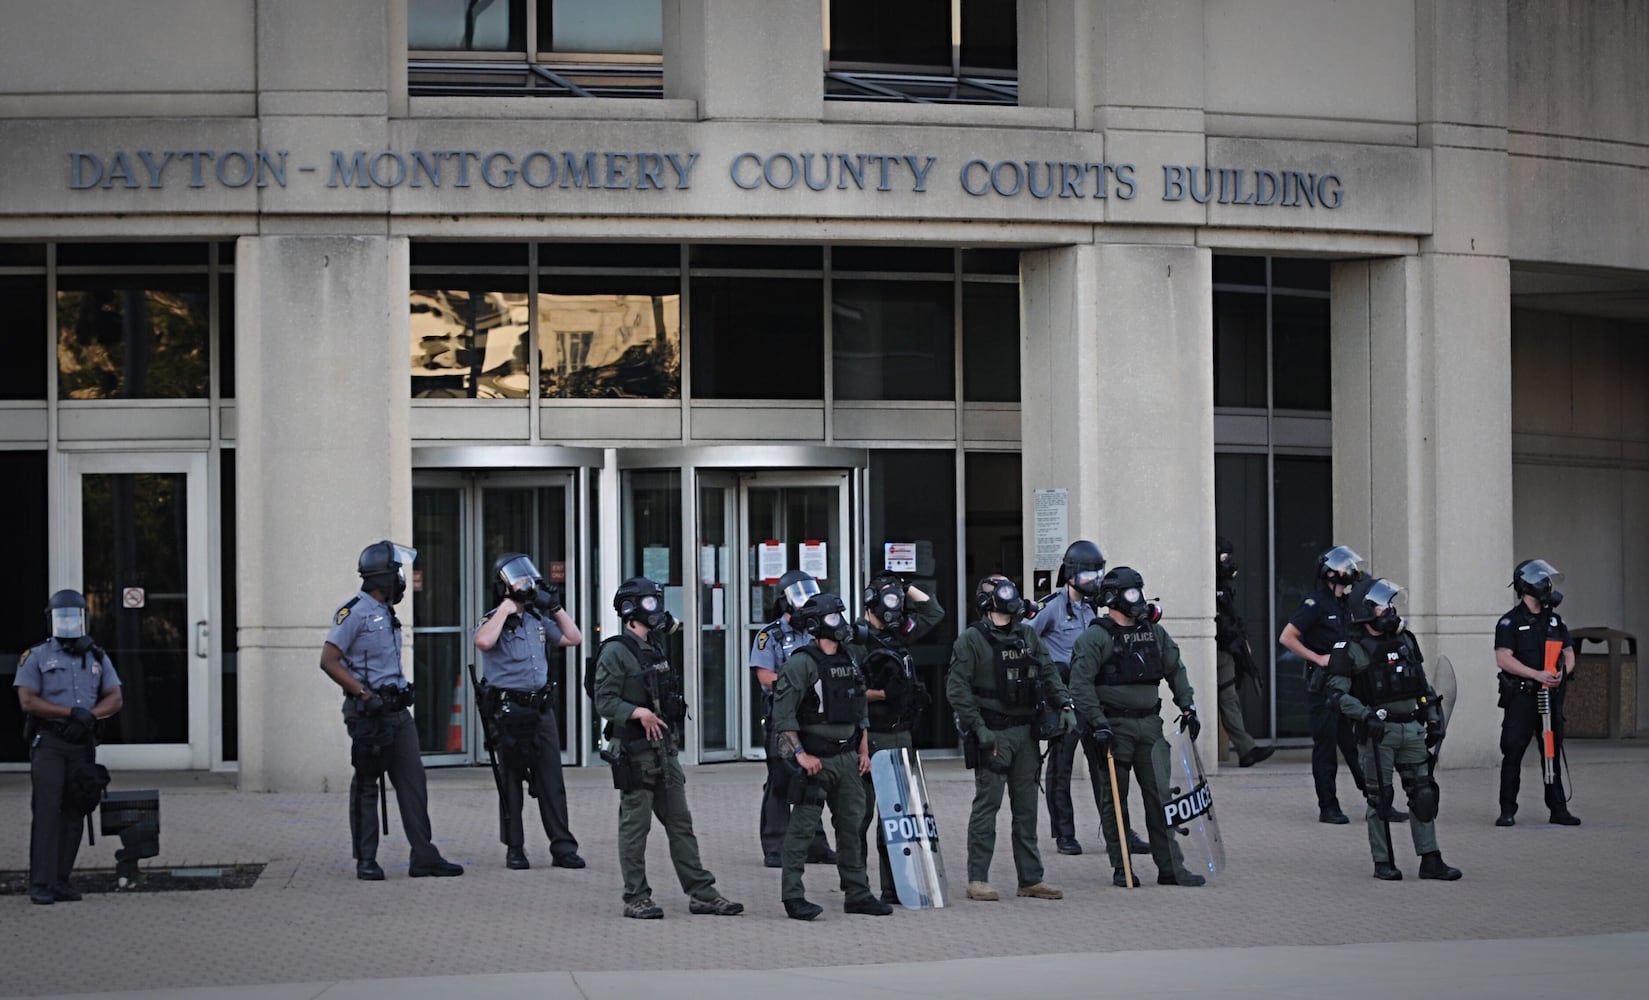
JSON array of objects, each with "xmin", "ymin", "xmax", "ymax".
[
  {"xmin": 1092, "ymin": 618, "xmax": 1167, "ymax": 685},
  {"xmin": 791, "ymin": 645, "xmax": 868, "ymax": 727},
  {"xmin": 603, "ymin": 631, "xmax": 685, "ymax": 739},
  {"xmin": 971, "ymin": 620, "xmax": 1040, "ymax": 708},
  {"xmin": 1346, "ymin": 633, "xmax": 1430, "ymax": 707},
  {"xmin": 863, "ymin": 634, "xmax": 926, "ymax": 731}
]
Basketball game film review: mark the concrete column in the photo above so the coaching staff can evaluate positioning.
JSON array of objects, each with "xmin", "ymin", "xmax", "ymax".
[
  {"xmin": 1022, "ymin": 242, "xmax": 1219, "ymax": 763},
  {"xmin": 1327, "ymin": 4, "xmax": 1512, "ymax": 769},
  {"xmin": 1019, "ymin": 0, "xmax": 1204, "ymax": 132},
  {"xmin": 664, "ymin": 0, "xmax": 820, "ymax": 120},
  {"xmin": 236, "ymin": 236, "xmax": 411, "ymax": 793}
]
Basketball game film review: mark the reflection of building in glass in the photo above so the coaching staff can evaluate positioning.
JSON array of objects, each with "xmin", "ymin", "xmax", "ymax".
[
  {"xmin": 538, "ymin": 293, "xmax": 680, "ymax": 398},
  {"xmin": 410, "ymin": 290, "xmax": 531, "ymax": 398}
]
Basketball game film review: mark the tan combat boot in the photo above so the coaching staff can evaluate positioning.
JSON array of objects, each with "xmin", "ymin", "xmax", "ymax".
[
  {"xmin": 965, "ymin": 880, "xmax": 1000, "ymax": 901},
  {"xmin": 1016, "ymin": 882, "xmax": 1064, "ymax": 899}
]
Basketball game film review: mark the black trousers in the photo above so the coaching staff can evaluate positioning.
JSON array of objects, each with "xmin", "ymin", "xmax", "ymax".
[
  {"xmin": 1043, "ymin": 728, "xmax": 1109, "ymax": 842},
  {"xmin": 760, "ymin": 716, "xmax": 830, "ymax": 858},
  {"xmin": 498, "ymin": 710, "xmax": 579, "ymax": 858},
  {"xmin": 1499, "ymin": 691, "xmax": 1569, "ymax": 815},
  {"xmin": 29, "ymin": 732, "xmax": 91, "ymax": 888},
  {"xmin": 344, "ymin": 703, "xmax": 440, "ymax": 866},
  {"xmin": 1310, "ymin": 691, "xmax": 1366, "ymax": 809}
]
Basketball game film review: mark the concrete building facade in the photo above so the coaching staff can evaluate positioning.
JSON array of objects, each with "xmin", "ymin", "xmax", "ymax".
[{"xmin": 0, "ymin": 1, "xmax": 1644, "ymax": 791}]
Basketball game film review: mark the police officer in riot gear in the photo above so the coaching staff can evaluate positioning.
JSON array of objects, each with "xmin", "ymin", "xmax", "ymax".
[
  {"xmin": 851, "ymin": 572, "xmax": 945, "ymax": 902},
  {"xmin": 773, "ymin": 592, "xmax": 890, "ymax": 919},
  {"xmin": 15, "ymin": 590, "xmax": 123, "ymax": 905},
  {"xmin": 948, "ymin": 574, "xmax": 1075, "ymax": 902},
  {"xmin": 593, "ymin": 577, "xmax": 742, "ymax": 919},
  {"xmin": 1215, "ymin": 538, "xmax": 1272, "ymax": 767},
  {"xmin": 320, "ymin": 541, "xmax": 464, "ymax": 881},
  {"xmin": 1325, "ymin": 578, "xmax": 1461, "ymax": 881},
  {"xmin": 750, "ymin": 569, "xmax": 834, "ymax": 867},
  {"xmin": 1030, "ymin": 540, "xmax": 1139, "ymax": 857},
  {"xmin": 473, "ymin": 552, "xmax": 586, "ymax": 870},
  {"xmin": 1494, "ymin": 559, "xmax": 1581, "ymax": 827},
  {"xmin": 1069, "ymin": 567, "xmax": 1206, "ymax": 888},
  {"xmin": 1279, "ymin": 545, "xmax": 1379, "ymax": 824}
]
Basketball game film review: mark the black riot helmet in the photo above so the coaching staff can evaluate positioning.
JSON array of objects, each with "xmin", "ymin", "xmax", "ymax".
[
  {"xmin": 47, "ymin": 589, "xmax": 88, "ymax": 640},
  {"xmin": 777, "ymin": 570, "xmax": 821, "ymax": 615},
  {"xmin": 1060, "ymin": 540, "xmax": 1107, "ymax": 596},
  {"xmin": 796, "ymin": 592, "xmax": 854, "ymax": 644},
  {"xmin": 976, "ymin": 575, "xmax": 1024, "ymax": 618},
  {"xmin": 358, "ymin": 540, "xmax": 415, "ymax": 604},
  {"xmin": 862, "ymin": 573, "xmax": 907, "ymax": 632},
  {"xmin": 614, "ymin": 576, "xmax": 673, "ymax": 632},
  {"xmin": 1316, "ymin": 545, "xmax": 1366, "ymax": 587},
  {"xmin": 491, "ymin": 552, "xmax": 541, "ymax": 604},
  {"xmin": 1348, "ymin": 577, "xmax": 1405, "ymax": 634},
  {"xmin": 1098, "ymin": 566, "xmax": 1152, "ymax": 622},
  {"xmin": 1216, "ymin": 536, "xmax": 1238, "ymax": 581},
  {"xmin": 1512, "ymin": 559, "xmax": 1564, "ymax": 609}
]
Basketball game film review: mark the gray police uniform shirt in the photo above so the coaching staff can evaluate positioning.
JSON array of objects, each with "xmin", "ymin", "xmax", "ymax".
[
  {"xmin": 475, "ymin": 607, "xmax": 564, "ymax": 691},
  {"xmin": 326, "ymin": 591, "xmax": 407, "ymax": 691},
  {"xmin": 14, "ymin": 640, "xmax": 121, "ymax": 709},
  {"xmin": 1030, "ymin": 589, "xmax": 1096, "ymax": 667},
  {"xmin": 748, "ymin": 615, "xmax": 812, "ymax": 692}
]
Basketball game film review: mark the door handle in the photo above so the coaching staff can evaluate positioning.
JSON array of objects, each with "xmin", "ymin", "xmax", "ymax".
[{"xmin": 196, "ymin": 620, "xmax": 209, "ymax": 659}]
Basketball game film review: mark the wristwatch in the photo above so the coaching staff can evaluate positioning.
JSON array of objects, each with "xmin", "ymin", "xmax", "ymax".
[{"xmin": 1374, "ymin": 709, "xmax": 1388, "ymax": 721}]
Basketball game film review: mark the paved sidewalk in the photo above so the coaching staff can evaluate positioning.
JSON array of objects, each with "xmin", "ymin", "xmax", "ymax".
[{"xmin": 3, "ymin": 743, "xmax": 1646, "ymax": 998}]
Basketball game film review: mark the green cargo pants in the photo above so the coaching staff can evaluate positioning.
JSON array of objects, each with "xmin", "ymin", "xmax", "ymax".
[
  {"xmin": 1096, "ymin": 715, "xmax": 1175, "ymax": 874},
  {"xmin": 617, "ymin": 749, "xmax": 721, "ymax": 905},
  {"xmin": 782, "ymin": 750, "xmax": 873, "ymax": 903},
  {"xmin": 1216, "ymin": 650, "xmax": 1256, "ymax": 758},
  {"xmin": 1359, "ymin": 720, "xmax": 1439, "ymax": 864},
  {"xmin": 966, "ymin": 723, "xmax": 1044, "ymax": 886},
  {"xmin": 860, "ymin": 728, "xmax": 913, "ymax": 898}
]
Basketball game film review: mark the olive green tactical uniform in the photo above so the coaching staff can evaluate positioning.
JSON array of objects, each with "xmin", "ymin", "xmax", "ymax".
[
  {"xmin": 851, "ymin": 593, "xmax": 945, "ymax": 898},
  {"xmin": 1069, "ymin": 619, "xmax": 1195, "ymax": 875},
  {"xmin": 946, "ymin": 620, "xmax": 1068, "ymax": 887},
  {"xmin": 1326, "ymin": 635, "xmax": 1440, "ymax": 866},
  {"xmin": 772, "ymin": 644, "xmax": 874, "ymax": 905},
  {"xmin": 593, "ymin": 634, "xmax": 722, "ymax": 906}
]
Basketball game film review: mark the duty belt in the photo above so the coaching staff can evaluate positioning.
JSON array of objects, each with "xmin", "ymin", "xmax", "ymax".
[
  {"xmin": 350, "ymin": 685, "xmax": 414, "ymax": 712},
  {"xmin": 1103, "ymin": 701, "xmax": 1162, "ymax": 720},
  {"xmin": 497, "ymin": 686, "xmax": 554, "ymax": 712},
  {"xmin": 979, "ymin": 707, "xmax": 1033, "ymax": 731},
  {"xmin": 1375, "ymin": 709, "xmax": 1420, "ymax": 724},
  {"xmin": 800, "ymin": 733, "xmax": 857, "ymax": 757}
]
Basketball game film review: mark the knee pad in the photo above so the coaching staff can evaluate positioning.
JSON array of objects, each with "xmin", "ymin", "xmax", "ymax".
[{"xmin": 1401, "ymin": 767, "xmax": 1440, "ymax": 822}]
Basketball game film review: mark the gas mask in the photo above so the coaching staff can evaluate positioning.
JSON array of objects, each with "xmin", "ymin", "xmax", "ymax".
[
  {"xmin": 799, "ymin": 593, "xmax": 854, "ymax": 643},
  {"xmin": 977, "ymin": 578, "xmax": 1025, "ymax": 620},
  {"xmin": 864, "ymin": 577, "xmax": 906, "ymax": 632}
]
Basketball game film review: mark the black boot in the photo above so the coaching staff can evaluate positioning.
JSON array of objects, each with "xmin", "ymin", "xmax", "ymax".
[
  {"xmin": 845, "ymin": 895, "xmax": 893, "ymax": 915},
  {"xmin": 1112, "ymin": 866, "xmax": 1140, "ymax": 888},
  {"xmin": 1372, "ymin": 861, "xmax": 1402, "ymax": 881},
  {"xmin": 505, "ymin": 846, "xmax": 531, "ymax": 870},
  {"xmin": 1320, "ymin": 805, "xmax": 1350, "ymax": 825},
  {"xmin": 785, "ymin": 898, "xmax": 823, "ymax": 921},
  {"xmin": 1494, "ymin": 810, "xmax": 1516, "ymax": 827},
  {"xmin": 1418, "ymin": 851, "xmax": 1462, "ymax": 881},
  {"xmin": 1157, "ymin": 868, "xmax": 1206, "ymax": 887},
  {"xmin": 356, "ymin": 859, "xmax": 385, "ymax": 881},
  {"xmin": 1549, "ymin": 811, "xmax": 1581, "ymax": 826}
]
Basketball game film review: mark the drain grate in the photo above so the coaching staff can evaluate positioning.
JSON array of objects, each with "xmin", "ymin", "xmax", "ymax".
[{"xmin": 0, "ymin": 864, "xmax": 263, "ymax": 894}]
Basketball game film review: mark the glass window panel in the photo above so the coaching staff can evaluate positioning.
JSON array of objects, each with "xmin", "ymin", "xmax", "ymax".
[
  {"xmin": 1272, "ymin": 257, "xmax": 1331, "ymax": 292},
  {"xmin": 542, "ymin": 0, "xmax": 662, "ymax": 53},
  {"xmin": 965, "ymin": 451, "xmax": 1022, "ymax": 596},
  {"xmin": 220, "ymin": 449, "xmax": 238, "ymax": 762},
  {"xmin": 622, "ymin": 469, "xmax": 684, "ymax": 670},
  {"xmin": 57, "ymin": 276, "xmax": 210, "ymax": 399},
  {"xmin": 218, "ymin": 272, "xmax": 235, "ymax": 399},
  {"xmin": 962, "ymin": 248, "xmax": 1019, "ymax": 275},
  {"xmin": 1214, "ymin": 452, "xmax": 1270, "ymax": 741},
  {"xmin": 1213, "ymin": 255, "xmax": 1266, "ymax": 287},
  {"xmin": 1272, "ymin": 295, "xmax": 1331, "ymax": 411},
  {"xmin": 57, "ymin": 243, "xmax": 207, "ymax": 267},
  {"xmin": 1273, "ymin": 455, "xmax": 1333, "ymax": 740},
  {"xmin": 411, "ymin": 242, "xmax": 528, "ymax": 268},
  {"xmin": 960, "ymin": 0, "xmax": 1017, "ymax": 71},
  {"xmin": 537, "ymin": 276, "xmax": 680, "ymax": 399},
  {"xmin": 963, "ymin": 280, "xmax": 1019, "ymax": 402},
  {"xmin": 1213, "ymin": 290, "xmax": 1266, "ymax": 408},
  {"xmin": 690, "ymin": 276, "xmax": 824, "ymax": 398},
  {"xmin": 696, "ymin": 482, "xmax": 731, "ymax": 753},
  {"xmin": 0, "ymin": 243, "xmax": 46, "ymax": 265},
  {"xmin": 829, "ymin": 0, "xmax": 951, "ymax": 68},
  {"xmin": 832, "ymin": 279, "xmax": 954, "ymax": 401},
  {"xmin": 0, "ymin": 275, "xmax": 47, "ymax": 399},
  {"xmin": 689, "ymin": 244, "xmax": 821, "ymax": 270},
  {"xmin": 412, "ymin": 632, "xmax": 466, "ymax": 753},
  {"xmin": 870, "ymin": 450, "xmax": 957, "ymax": 750},
  {"xmin": 82, "ymin": 473, "xmax": 189, "ymax": 745},
  {"xmin": 410, "ymin": 279, "xmax": 531, "ymax": 399},
  {"xmin": 0, "ymin": 451, "xmax": 48, "ymax": 763},
  {"xmin": 409, "ymin": 0, "xmax": 525, "ymax": 50},
  {"xmin": 540, "ymin": 242, "xmax": 679, "ymax": 269},
  {"xmin": 413, "ymin": 488, "xmax": 465, "ymax": 628},
  {"xmin": 832, "ymin": 246, "xmax": 953, "ymax": 274}
]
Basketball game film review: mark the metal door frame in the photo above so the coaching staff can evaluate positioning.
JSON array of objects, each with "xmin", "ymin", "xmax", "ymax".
[{"xmin": 58, "ymin": 450, "xmax": 211, "ymax": 771}]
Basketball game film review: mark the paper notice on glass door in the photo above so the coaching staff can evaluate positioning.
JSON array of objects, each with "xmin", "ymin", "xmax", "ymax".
[
  {"xmin": 757, "ymin": 541, "xmax": 787, "ymax": 583},
  {"xmin": 700, "ymin": 546, "xmax": 717, "ymax": 586},
  {"xmin": 798, "ymin": 541, "xmax": 828, "ymax": 580}
]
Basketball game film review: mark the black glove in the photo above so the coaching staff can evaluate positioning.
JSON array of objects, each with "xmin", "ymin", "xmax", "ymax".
[
  {"xmin": 1180, "ymin": 708, "xmax": 1201, "ymax": 741},
  {"xmin": 62, "ymin": 707, "xmax": 97, "ymax": 742},
  {"xmin": 532, "ymin": 580, "xmax": 562, "ymax": 616},
  {"xmin": 1364, "ymin": 715, "xmax": 1386, "ymax": 743},
  {"xmin": 1424, "ymin": 720, "xmax": 1444, "ymax": 749},
  {"xmin": 360, "ymin": 691, "xmax": 385, "ymax": 716},
  {"xmin": 1090, "ymin": 725, "xmax": 1114, "ymax": 748}
]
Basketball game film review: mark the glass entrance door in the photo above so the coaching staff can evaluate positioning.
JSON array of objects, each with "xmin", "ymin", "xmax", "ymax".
[
  {"xmin": 61, "ymin": 452, "xmax": 210, "ymax": 770},
  {"xmin": 413, "ymin": 472, "xmax": 580, "ymax": 765}
]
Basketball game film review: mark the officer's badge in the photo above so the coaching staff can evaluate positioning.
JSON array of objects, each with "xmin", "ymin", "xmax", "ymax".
[
  {"xmin": 1304, "ymin": 598, "xmax": 1316, "ymax": 607},
  {"xmin": 334, "ymin": 606, "xmax": 351, "ymax": 626},
  {"xmin": 92, "ymin": 662, "xmax": 101, "ymax": 678},
  {"xmin": 756, "ymin": 631, "xmax": 769, "ymax": 650}
]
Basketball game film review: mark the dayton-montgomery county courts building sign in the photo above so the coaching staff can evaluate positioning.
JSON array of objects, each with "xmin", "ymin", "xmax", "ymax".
[{"xmin": 0, "ymin": 1, "xmax": 1644, "ymax": 792}]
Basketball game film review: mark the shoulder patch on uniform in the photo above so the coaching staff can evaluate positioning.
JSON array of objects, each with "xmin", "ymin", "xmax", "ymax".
[
  {"xmin": 1498, "ymin": 617, "xmax": 1511, "ymax": 627},
  {"xmin": 1333, "ymin": 641, "xmax": 1347, "ymax": 649},
  {"xmin": 1304, "ymin": 598, "xmax": 1316, "ymax": 607},
  {"xmin": 18, "ymin": 648, "xmax": 29, "ymax": 666},
  {"xmin": 756, "ymin": 631, "xmax": 769, "ymax": 650},
  {"xmin": 334, "ymin": 607, "xmax": 351, "ymax": 626}
]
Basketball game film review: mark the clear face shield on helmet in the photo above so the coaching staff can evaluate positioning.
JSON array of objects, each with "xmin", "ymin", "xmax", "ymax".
[
  {"xmin": 783, "ymin": 576, "xmax": 820, "ymax": 611},
  {"xmin": 1069, "ymin": 567, "xmax": 1104, "ymax": 596},
  {"xmin": 1364, "ymin": 578, "xmax": 1407, "ymax": 632},
  {"xmin": 1321, "ymin": 545, "xmax": 1367, "ymax": 585},
  {"xmin": 495, "ymin": 554, "xmax": 542, "ymax": 596},
  {"xmin": 1516, "ymin": 559, "xmax": 1564, "ymax": 605},
  {"xmin": 50, "ymin": 607, "xmax": 87, "ymax": 640}
]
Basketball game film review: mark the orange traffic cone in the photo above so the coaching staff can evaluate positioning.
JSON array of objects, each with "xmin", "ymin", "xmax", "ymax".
[{"xmin": 446, "ymin": 682, "xmax": 464, "ymax": 752}]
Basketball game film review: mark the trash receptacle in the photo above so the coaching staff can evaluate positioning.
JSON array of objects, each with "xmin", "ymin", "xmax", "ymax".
[{"xmin": 1567, "ymin": 628, "xmax": 1637, "ymax": 739}]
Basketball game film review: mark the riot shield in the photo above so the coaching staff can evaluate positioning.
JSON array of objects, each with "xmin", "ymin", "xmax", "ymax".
[
  {"xmin": 870, "ymin": 748, "xmax": 948, "ymax": 909},
  {"xmin": 1432, "ymin": 655, "xmax": 1457, "ymax": 736},
  {"xmin": 1163, "ymin": 727, "xmax": 1225, "ymax": 881}
]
